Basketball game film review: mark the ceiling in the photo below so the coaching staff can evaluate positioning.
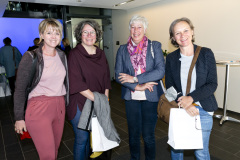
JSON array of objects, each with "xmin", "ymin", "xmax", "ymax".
[
  {"xmin": 0, "ymin": 0, "xmax": 165, "ymax": 17},
  {"xmin": 11, "ymin": 0, "xmax": 164, "ymax": 10}
]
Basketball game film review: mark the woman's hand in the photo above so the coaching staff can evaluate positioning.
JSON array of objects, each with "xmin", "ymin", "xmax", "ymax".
[
  {"xmin": 135, "ymin": 82, "xmax": 158, "ymax": 92},
  {"xmin": 185, "ymin": 104, "xmax": 199, "ymax": 117},
  {"xmin": 105, "ymin": 89, "xmax": 109, "ymax": 98},
  {"xmin": 15, "ymin": 120, "xmax": 27, "ymax": 135},
  {"xmin": 80, "ymin": 89, "xmax": 94, "ymax": 101},
  {"xmin": 118, "ymin": 73, "xmax": 135, "ymax": 84},
  {"xmin": 178, "ymin": 96, "xmax": 194, "ymax": 109}
]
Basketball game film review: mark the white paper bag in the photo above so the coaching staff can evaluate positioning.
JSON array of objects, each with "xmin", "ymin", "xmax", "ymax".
[
  {"xmin": 91, "ymin": 116, "xmax": 119, "ymax": 152},
  {"xmin": 167, "ymin": 108, "xmax": 203, "ymax": 150}
]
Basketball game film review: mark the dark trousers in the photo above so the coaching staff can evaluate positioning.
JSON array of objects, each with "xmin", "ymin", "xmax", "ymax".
[
  {"xmin": 125, "ymin": 100, "xmax": 158, "ymax": 160},
  {"xmin": 71, "ymin": 107, "xmax": 90, "ymax": 160},
  {"xmin": 8, "ymin": 76, "xmax": 16, "ymax": 95}
]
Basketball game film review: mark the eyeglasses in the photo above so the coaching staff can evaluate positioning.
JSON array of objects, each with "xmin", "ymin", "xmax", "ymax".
[{"xmin": 82, "ymin": 31, "xmax": 96, "ymax": 36}]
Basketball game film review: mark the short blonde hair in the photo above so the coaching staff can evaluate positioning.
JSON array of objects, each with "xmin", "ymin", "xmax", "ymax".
[{"xmin": 38, "ymin": 18, "xmax": 63, "ymax": 45}]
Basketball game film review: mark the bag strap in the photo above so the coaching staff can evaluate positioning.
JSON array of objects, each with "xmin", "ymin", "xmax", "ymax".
[
  {"xmin": 150, "ymin": 41, "xmax": 154, "ymax": 58},
  {"xmin": 25, "ymin": 51, "xmax": 38, "ymax": 97},
  {"xmin": 12, "ymin": 47, "xmax": 16, "ymax": 68},
  {"xmin": 186, "ymin": 46, "xmax": 201, "ymax": 95},
  {"xmin": 29, "ymin": 51, "xmax": 37, "ymax": 85},
  {"xmin": 150, "ymin": 41, "xmax": 166, "ymax": 93}
]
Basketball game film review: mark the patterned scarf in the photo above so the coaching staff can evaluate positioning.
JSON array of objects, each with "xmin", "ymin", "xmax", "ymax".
[{"xmin": 127, "ymin": 36, "xmax": 148, "ymax": 76}]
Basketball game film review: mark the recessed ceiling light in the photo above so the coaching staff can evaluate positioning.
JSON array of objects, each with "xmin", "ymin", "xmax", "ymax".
[{"xmin": 114, "ymin": 0, "xmax": 135, "ymax": 7}]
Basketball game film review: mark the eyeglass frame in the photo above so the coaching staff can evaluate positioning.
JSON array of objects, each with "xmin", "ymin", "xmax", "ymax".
[{"xmin": 82, "ymin": 30, "xmax": 96, "ymax": 36}]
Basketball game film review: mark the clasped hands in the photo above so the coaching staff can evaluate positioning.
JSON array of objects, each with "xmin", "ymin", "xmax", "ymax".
[
  {"xmin": 118, "ymin": 73, "xmax": 158, "ymax": 92},
  {"xmin": 178, "ymin": 96, "xmax": 199, "ymax": 116}
]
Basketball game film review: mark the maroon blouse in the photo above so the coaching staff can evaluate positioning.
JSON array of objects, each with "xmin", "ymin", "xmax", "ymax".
[{"xmin": 67, "ymin": 43, "xmax": 111, "ymax": 120}]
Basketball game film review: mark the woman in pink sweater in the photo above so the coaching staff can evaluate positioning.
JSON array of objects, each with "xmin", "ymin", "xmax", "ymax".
[{"xmin": 14, "ymin": 18, "xmax": 69, "ymax": 160}]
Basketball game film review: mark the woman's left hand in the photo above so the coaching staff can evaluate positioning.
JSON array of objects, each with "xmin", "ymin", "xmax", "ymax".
[
  {"xmin": 119, "ymin": 73, "xmax": 134, "ymax": 83},
  {"xmin": 185, "ymin": 104, "xmax": 199, "ymax": 117},
  {"xmin": 135, "ymin": 82, "xmax": 158, "ymax": 92},
  {"xmin": 178, "ymin": 96, "xmax": 194, "ymax": 109}
]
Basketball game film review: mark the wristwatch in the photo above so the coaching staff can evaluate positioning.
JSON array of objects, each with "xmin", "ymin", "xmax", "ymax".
[{"xmin": 133, "ymin": 77, "xmax": 137, "ymax": 83}]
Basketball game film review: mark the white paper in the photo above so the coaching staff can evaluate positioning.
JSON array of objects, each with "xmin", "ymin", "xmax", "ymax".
[{"xmin": 91, "ymin": 116, "xmax": 119, "ymax": 152}]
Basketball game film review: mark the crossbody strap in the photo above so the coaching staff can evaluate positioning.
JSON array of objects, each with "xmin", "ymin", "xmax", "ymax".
[
  {"xmin": 12, "ymin": 47, "xmax": 16, "ymax": 68},
  {"xmin": 25, "ymin": 51, "xmax": 37, "ymax": 97},
  {"xmin": 186, "ymin": 46, "xmax": 201, "ymax": 95},
  {"xmin": 150, "ymin": 41, "xmax": 154, "ymax": 58}
]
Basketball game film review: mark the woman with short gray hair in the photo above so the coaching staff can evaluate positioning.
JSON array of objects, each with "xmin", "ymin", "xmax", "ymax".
[
  {"xmin": 115, "ymin": 15, "xmax": 165, "ymax": 159},
  {"xmin": 129, "ymin": 15, "xmax": 149, "ymax": 31}
]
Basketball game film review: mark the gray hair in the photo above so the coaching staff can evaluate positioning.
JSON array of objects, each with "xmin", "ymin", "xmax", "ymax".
[
  {"xmin": 169, "ymin": 17, "xmax": 195, "ymax": 48},
  {"xmin": 129, "ymin": 15, "xmax": 148, "ymax": 31}
]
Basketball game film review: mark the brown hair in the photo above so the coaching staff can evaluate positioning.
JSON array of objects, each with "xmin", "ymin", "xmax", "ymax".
[
  {"xmin": 62, "ymin": 38, "xmax": 70, "ymax": 46},
  {"xmin": 74, "ymin": 19, "xmax": 102, "ymax": 43},
  {"xmin": 33, "ymin": 38, "xmax": 40, "ymax": 45},
  {"xmin": 169, "ymin": 17, "xmax": 195, "ymax": 48}
]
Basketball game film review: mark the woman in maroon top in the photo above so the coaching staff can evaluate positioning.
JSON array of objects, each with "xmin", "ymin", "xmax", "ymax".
[{"xmin": 67, "ymin": 20, "xmax": 111, "ymax": 160}]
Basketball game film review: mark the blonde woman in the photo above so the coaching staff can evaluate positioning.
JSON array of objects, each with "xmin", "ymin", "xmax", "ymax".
[{"xmin": 14, "ymin": 18, "xmax": 69, "ymax": 160}]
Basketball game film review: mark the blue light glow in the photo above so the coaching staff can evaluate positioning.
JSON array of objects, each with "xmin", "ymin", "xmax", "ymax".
[{"xmin": 0, "ymin": 18, "xmax": 63, "ymax": 55}]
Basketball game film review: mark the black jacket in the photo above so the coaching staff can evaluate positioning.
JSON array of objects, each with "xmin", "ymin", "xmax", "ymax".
[
  {"xmin": 165, "ymin": 45, "xmax": 218, "ymax": 112},
  {"xmin": 27, "ymin": 45, "xmax": 39, "ymax": 51},
  {"xmin": 14, "ymin": 43, "xmax": 69, "ymax": 120}
]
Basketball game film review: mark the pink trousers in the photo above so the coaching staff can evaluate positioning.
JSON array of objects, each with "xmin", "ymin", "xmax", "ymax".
[{"xmin": 25, "ymin": 96, "xmax": 65, "ymax": 160}]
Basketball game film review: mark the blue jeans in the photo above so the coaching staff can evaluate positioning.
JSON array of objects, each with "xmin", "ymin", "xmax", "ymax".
[
  {"xmin": 125, "ymin": 100, "xmax": 158, "ymax": 160},
  {"xmin": 71, "ymin": 107, "xmax": 90, "ymax": 160},
  {"xmin": 171, "ymin": 106, "xmax": 213, "ymax": 160}
]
